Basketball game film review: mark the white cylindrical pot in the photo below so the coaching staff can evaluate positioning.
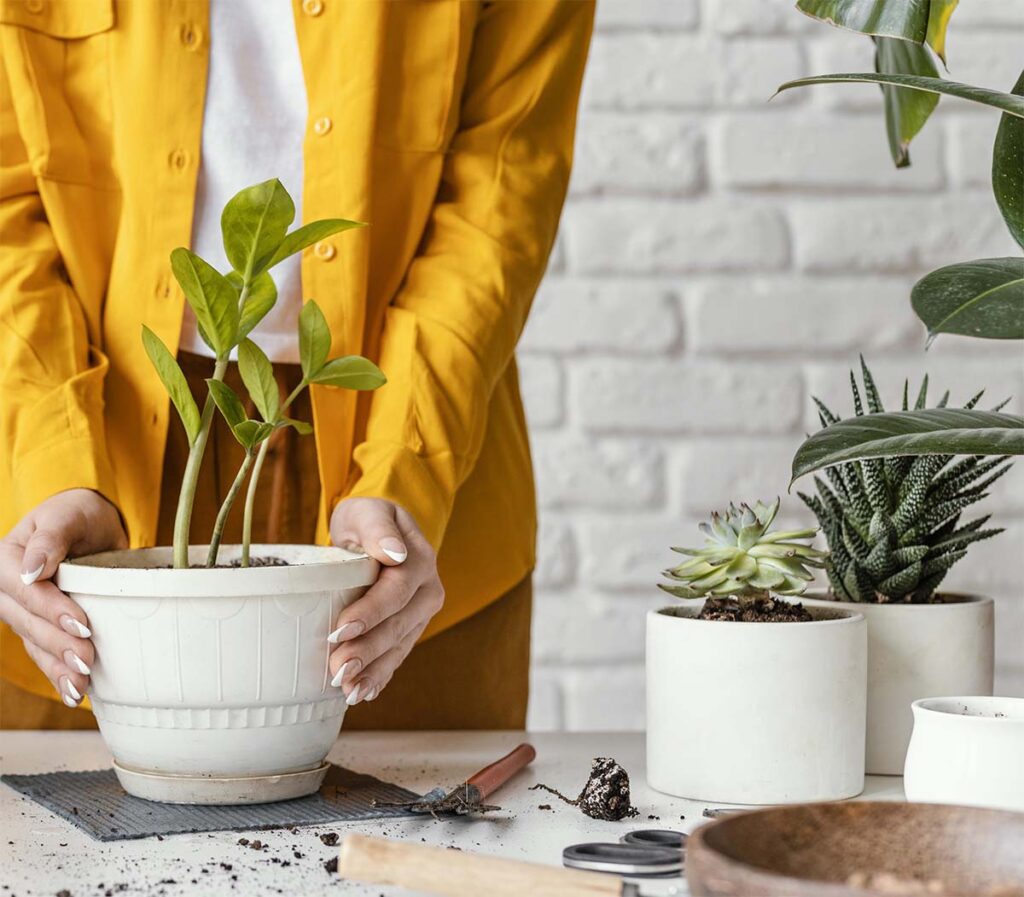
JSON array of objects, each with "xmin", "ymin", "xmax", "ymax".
[
  {"xmin": 802, "ymin": 594, "xmax": 994, "ymax": 775},
  {"xmin": 57, "ymin": 545, "xmax": 378, "ymax": 803},
  {"xmin": 646, "ymin": 605, "xmax": 866, "ymax": 805},
  {"xmin": 905, "ymin": 696, "xmax": 1024, "ymax": 813}
]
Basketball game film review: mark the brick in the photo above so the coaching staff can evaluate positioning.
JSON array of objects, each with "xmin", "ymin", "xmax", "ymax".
[
  {"xmin": 718, "ymin": 38, "xmax": 807, "ymax": 107},
  {"xmin": 563, "ymin": 200, "xmax": 790, "ymax": 274},
  {"xmin": 946, "ymin": 116, "xmax": 1002, "ymax": 189},
  {"xmin": 572, "ymin": 359, "xmax": 803, "ymax": 434},
  {"xmin": 710, "ymin": 0, "xmax": 817, "ymax": 35},
  {"xmin": 688, "ymin": 277, "xmax": 919, "ymax": 353},
  {"xmin": 531, "ymin": 591, "xmax": 654, "ymax": 664},
  {"xmin": 569, "ymin": 111, "xmax": 704, "ymax": 196},
  {"xmin": 563, "ymin": 665, "xmax": 647, "ymax": 730},
  {"xmin": 535, "ymin": 517, "xmax": 576, "ymax": 589},
  {"xmin": 579, "ymin": 516, "xmax": 704, "ymax": 590},
  {"xmin": 806, "ymin": 33, "xmax": 883, "ymax": 112},
  {"xmin": 943, "ymin": 525, "xmax": 1024, "ymax": 593},
  {"xmin": 518, "ymin": 356, "xmax": 564, "ymax": 430},
  {"xmin": 522, "ymin": 279, "xmax": 682, "ymax": 354},
  {"xmin": 790, "ymin": 197, "xmax": 1019, "ymax": 273},
  {"xmin": 943, "ymin": 34, "xmax": 1024, "ymax": 99},
  {"xmin": 953, "ymin": 0, "xmax": 1024, "ymax": 28},
  {"xmin": 526, "ymin": 668, "xmax": 564, "ymax": 731},
  {"xmin": 534, "ymin": 435, "xmax": 666, "ymax": 509},
  {"xmin": 716, "ymin": 114, "xmax": 944, "ymax": 190},
  {"xmin": 595, "ymin": 0, "xmax": 699, "ymax": 30}
]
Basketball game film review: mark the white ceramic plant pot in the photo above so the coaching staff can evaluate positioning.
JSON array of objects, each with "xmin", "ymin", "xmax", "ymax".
[
  {"xmin": 646, "ymin": 604, "xmax": 867, "ymax": 805},
  {"xmin": 904, "ymin": 696, "xmax": 1024, "ymax": 812},
  {"xmin": 56, "ymin": 544, "xmax": 378, "ymax": 804},
  {"xmin": 801, "ymin": 593, "xmax": 994, "ymax": 775}
]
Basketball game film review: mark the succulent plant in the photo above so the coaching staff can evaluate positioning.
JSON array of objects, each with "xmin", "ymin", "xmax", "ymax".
[
  {"xmin": 660, "ymin": 498, "xmax": 826, "ymax": 604},
  {"xmin": 799, "ymin": 358, "xmax": 1011, "ymax": 604}
]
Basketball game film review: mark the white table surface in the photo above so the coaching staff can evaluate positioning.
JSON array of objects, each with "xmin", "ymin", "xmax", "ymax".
[{"xmin": 0, "ymin": 731, "xmax": 905, "ymax": 896}]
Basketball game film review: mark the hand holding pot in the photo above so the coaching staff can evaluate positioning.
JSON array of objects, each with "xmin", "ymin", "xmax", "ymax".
[
  {"xmin": 0, "ymin": 489, "xmax": 127, "ymax": 707},
  {"xmin": 327, "ymin": 498, "xmax": 444, "ymax": 705}
]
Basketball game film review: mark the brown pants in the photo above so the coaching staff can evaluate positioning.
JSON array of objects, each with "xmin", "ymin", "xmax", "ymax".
[{"xmin": 1, "ymin": 353, "xmax": 531, "ymax": 730}]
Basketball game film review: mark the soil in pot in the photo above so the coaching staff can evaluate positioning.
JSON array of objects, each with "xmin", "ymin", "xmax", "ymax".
[{"xmin": 698, "ymin": 595, "xmax": 812, "ymax": 623}]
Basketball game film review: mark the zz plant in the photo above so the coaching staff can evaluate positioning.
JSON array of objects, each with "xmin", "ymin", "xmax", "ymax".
[{"xmin": 143, "ymin": 179, "xmax": 385, "ymax": 569}]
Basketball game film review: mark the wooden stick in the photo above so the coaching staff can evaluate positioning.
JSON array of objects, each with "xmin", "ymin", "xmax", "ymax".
[
  {"xmin": 466, "ymin": 742, "xmax": 536, "ymax": 799},
  {"xmin": 337, "ymin": 834, "xmax": 624, "ymax": 897}
]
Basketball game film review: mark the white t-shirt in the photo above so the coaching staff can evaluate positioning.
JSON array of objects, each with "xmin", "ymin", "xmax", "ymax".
[{"xmin": 179, "ymin": 0, "xmax": 307, "ymax": 363}]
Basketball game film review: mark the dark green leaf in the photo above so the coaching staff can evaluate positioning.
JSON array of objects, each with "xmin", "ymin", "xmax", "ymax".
[
  {"xmin": 170, "ymin": 248, "xmax": 239, "ymax": 356},
  {"xmin": 912, "ymin": 258, "xmax": 1024, "ymax": 342},
  {"xmin": 310, "ymin": 355, "xmax": 386, "ymax": 390},
  {"xmin": 298, "ymin": 299, "xmax": 331, "ymax": 379},
  {"xmin": 265, "ymin": 219, "xmax": 365, "ymax": 270},
  {"xmin": 237, "ymin": 272, "xmax": 278, "ymax": 342},
  {"xmin": 282, "ymin": 417, "xmax": 313, "ymax": 436},
  {"xmin": 993, "ymin": 70, "xmax": 1024, "ymax": 249},
  {"xmin": 237, "ymin": 339, "xmax": 279, "ymax": 422},
  {"xmin": 232, "ymin": 419, "xmax": 275, "ymax": 452},
  {"xmin": 874, "ymin": 37, "xmax": 940, "ymax": 168},
  {"xmin": 221, "ymin": 178, "xmax": 295, "ymax": 279},
  {"xmin": 792, "ymin": 410, "xmax": 1024, "ymax": 482},
  {"xmin": 775, "ymin": 73, "xmax": 1024, "ymax": 118},
  {"xmin": 206, "ymin": 379, "xmax": 247, "ymax": 430},
  {"xmin": 142, "ymin": 326, "xmax": 200, "ymax": 445}
]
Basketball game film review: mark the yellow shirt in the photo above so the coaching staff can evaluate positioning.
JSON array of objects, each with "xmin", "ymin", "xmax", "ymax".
[{"xmin": 0, "ymin": 0, "xmax": 594, "ymax": 700}]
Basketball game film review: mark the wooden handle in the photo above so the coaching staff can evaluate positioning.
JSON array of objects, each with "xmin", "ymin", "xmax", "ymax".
[
  {"xmin": 337, "ymin": 834, "xmax": 622, "ymax": 897},
  {"xmin": 466, "ymin": 742, "xmax": 536, "ymax": 800}
]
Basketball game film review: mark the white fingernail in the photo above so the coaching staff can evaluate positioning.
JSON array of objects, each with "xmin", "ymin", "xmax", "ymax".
[
  {"xmin": 381, "ymin": 547, "xmax": 407, "ymax": 563},
  {"xmin": 60, "ymin": 616, "xmax": 92, "ymax": 638},
  {"xmin": 63, "ymin": 678, "xmax": 82, "ymax": 701},
  {"xmin": 327, "ymin": 623, "xmax": 355, "ymax": 644},
  {"xmin": 20, "ymin": 563, "xmax": 44, "ymax": 586},
  {"xmin": 331, "ymin": 661, "xmax": 350, "ymax": 689},
  {"xmin": 67, "ymin": 652, "xmax": 91, "ymax": 675},
  {"xmin": 364, "ymin": 686, "xmax": 378, "ymax": 702},
  {"xmin": 346, "ymin": 683, "xmax": 363, "ymax": 706},
  {"xmin": 63, "ymin": 694, "xmax": 79, "ymax": 708}
]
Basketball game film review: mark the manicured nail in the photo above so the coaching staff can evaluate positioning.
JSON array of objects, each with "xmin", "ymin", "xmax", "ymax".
[
  {"xmin": 60, "ymin": 676, "xmax": 81, "ymax": 703},
  {"xmin": 327, "ymin": 621, "xmax": 364, "ymax": 644},
  {"xmin": 60, "ymin": 615, "xmax": 92, "ymax": 639},
  {"xmin": 331, "ymin": 659, "xmax": 361, "ymax": 689},
  {"xmin": 20, "ymin": 561, "xmax": 44, "ymax": 586},
  {"xmin": 64, "ymin": 650, "xmax": 91, "ymax": 676},
  {"xmin": 379, "ymin": 538, "xmax": 407, "ymax": 564},
  {"xmin": 364, "ymin": 686, "xmax": 379, "ymax": 702},
  {"xmin": 63, "ymin": 694, "xmax": 79, "ymax": 708},
  {"xmin": 346, "ymin": 683, "xmax": 364, "ymax": 706}
]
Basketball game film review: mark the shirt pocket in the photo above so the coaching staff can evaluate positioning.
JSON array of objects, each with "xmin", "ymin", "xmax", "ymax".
[
  {"xmin": 376, "ymin": 0, "xmax": 463, "ymax": 153},
  {"xmin": 0, "ymin": 0, "xmax": 112, "ymax": 36}
]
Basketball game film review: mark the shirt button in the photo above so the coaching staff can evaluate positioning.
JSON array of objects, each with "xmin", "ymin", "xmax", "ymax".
[
  {"xmin": 313, "ymin": 116, "xmax": 333, "ymax": 137},
  {"xmin": 180, "ymin": 23, "xmax": 202, "ymax": 49},
  {"xmin": 25, "ymin": 0, "xmax": 43, "ymax": 12},
  {"xmin": 314, "ymin": 241, "xmax": 336, "ymax": 261},
  {"xmin": 170, "ymin": 149, "xmax": 190, "ymax": 171},
  {"xmin": 302, "ymin": 0, "xmax": 324, "ymax": 16}
]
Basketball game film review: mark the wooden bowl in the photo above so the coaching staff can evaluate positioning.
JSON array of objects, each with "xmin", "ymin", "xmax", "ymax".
[{"xmin": 687, "ymin": 802, "xmax": 1024, "ymax": 896}]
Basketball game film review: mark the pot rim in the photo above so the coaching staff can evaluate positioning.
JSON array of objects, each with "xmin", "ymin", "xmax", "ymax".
[
  {"xmin": 650, "ymin": 604, "xmax": 864, "ymax": 626},
  {"xmin": 912, "ymin": 696, "xmax": 1024, "ymax": 723},
  {"xmin": 56, "ymin": 544, "xmax": 379, "ymax": 598},
  {"xmin": 802, "ymin": 590, "xmax": 992, "ymax": 609}
]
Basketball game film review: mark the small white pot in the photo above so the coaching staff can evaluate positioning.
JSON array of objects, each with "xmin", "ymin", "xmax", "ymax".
[
  {"xmin": 646, "ymin": 604, "xmax": 867, "ymax": 805},
  {"xmin": 801, "ymin": 593, "xmax": 994, "ymax": 775},
  {"xmin": 57, "ymin": 544, "xmax": 378, "ymax": 804},
  {"xmin": 904, "ymin": 696, "xmax": 1024, "ymax": 812}
]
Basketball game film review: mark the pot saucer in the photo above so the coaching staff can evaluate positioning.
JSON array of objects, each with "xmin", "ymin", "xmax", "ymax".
[{"xmin": 112, "ymin": 760, "xmax": 330, "ymax": 805}]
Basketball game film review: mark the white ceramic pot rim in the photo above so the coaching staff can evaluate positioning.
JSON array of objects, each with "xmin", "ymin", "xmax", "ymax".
[
  {"xmin": 803, "ymin": 591, "xmax": 991, "ymax": 610},
  {"xmin": 913, "ymin": 696, "xmax": 1024, "ymax": 723},
  {"xmin": 653, "ymin": 605, "xmax": 863, "ymax": 627},
  {"xmin": 56, "ymin": 544, "xmax": 378, "ymax": 598}
]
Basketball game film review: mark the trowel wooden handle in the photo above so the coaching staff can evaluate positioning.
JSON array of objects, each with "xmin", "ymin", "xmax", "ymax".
[
  {"xmin": 466, "ymin": 742, "xmax": 536, "ymax": 799},
  {"xmin": 337, "ymin": 834, "xmax": 622, "ymax": 897}
]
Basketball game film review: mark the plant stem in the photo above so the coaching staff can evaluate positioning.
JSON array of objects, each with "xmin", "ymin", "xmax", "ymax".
[
  {"xmin": 172, "ymin": 357, "xmax": 229, "ymax": 568},
  {"xmin": 206, "ymin": 450, "xmax": 256, "ymax": 567}
]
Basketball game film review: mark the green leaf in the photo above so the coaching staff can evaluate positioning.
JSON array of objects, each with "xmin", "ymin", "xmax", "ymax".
[
  {"xmin": 775, "ymin": 73, "xmax": 1024, "ymax": 118},
  {"xmin": 221, "ymin": 178, "xmax": 295, "ymax": 279},
  {"xmin": 912, "ymin": 258, "xmax": 1024, "ymax": 343},
  {"xmin": 298, "ymin": 299, "xmax": 331, "ymax": 380},
  {"xmin": 237, "ymin": 272, "xmax": 278, "ymax": 342},
  {"xmin": 265, "ymin": 219, "xmax": 365, "ymax": 270},
  {"xmin": 170, "ymin": 248, "xmax": 239, "ymax": 357},
  {"xmin": 282, "ymin": 417, "xmax": 313, "ymax": 436},
  {"xmin": 142, "ymin": 326, "xmax": 201, "ymax": 445},
  {"xmin": 237, "ymin": 339, "xmax": 280, "ymax": 422},
  {"xmin": 874, "ymin": 37, "xmax": 940, "ymax": 168},
  {"xmin": 310, "ymin": 355, "xmax": 386, "ymax": 390},
  {"xmin": 232, "ymin": 420, "xmax": 275, "ymax": 452},
  {"xmin": 792, "ymin": 409, "xmax": 1024, "ymax": 483},
  {"xmin": 206, "ymin": 379, "xmax": 247, "ymax": 430},
  {"xmin": 993, "ymin": 70, "xmax": 1024, "ymax": 249}
]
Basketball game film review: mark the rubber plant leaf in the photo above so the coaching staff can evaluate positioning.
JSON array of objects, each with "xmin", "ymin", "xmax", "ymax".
[
  {"xmin": 298, "ymin": 299, "xmax": 331, "ymax": 380},
  {"xmin": 265, "ymin": 219, "xmax": 365, "ymax": 270},
  {"xmin": 237, "ymin": 272, "xmax": 278, "ymax": 342},
  {"xmin": 205, "ymin": 379, "xmax": 247, "ymax": 430},
  {"xmin": 993, "ymin": 70, "xmax": 1024, "ymax": 249},
  {"xmin": 170, "ymin": 248, "xmax": 239, "ymax": 357},
  {"xmin": 142, "ymin": 326, "xmax": 201, "ymax": 446},
  {"xmin": 310, "ymin": 355, "xmax": 387, "ymax": 390},
  {"xmin": 791, "ymin": 409, "xmax": 1024, "ymax": 483},
  {"xmin": 237, "ymin": 339, "xmax": 280, "ymax": 423},
  {"xmin": 221, "ymin": 178, "xmax": 295, "ymax": 279},
  {"xmin": 912, "ymin": 258, "xmax": 1024, "ymax": 343},
  {"xmin": 874, "ymin": 36, "xmax": 940, "ymax": 168},
  {"xmin": 775, "ymin": 74, "xmax": 1024, "ymax": 119}
]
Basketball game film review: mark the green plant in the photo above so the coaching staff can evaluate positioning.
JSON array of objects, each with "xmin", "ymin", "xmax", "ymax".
[
  {"xmin": 143, "ymin": 179, "xmax": 385, "ymax": 569},
  {"xmin": 798, "ymin": 359, "xmax": 1010, "ymax": 603},
  {"xmin": 659, "ymin": 498, "xmax": 826, "ymax": 605}
]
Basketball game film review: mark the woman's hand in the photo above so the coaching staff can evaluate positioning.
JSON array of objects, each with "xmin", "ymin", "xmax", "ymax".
[
  {"xmin": 0, "ymin": 489, "xmax": 128, "ymax": 706},
  {"xmin": 328, "ymin": 497, "xmax": 444, "ymax": 705}
]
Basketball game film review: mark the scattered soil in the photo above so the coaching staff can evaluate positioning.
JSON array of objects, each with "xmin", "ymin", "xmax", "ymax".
[
  {"xmin": 698, "ymin": 595, "xmax": 813, "ymax": 623},
  {"xmin": 159, "ymin": 557, "xmax": 289, "ymax": 569},
  {"xmin": 530, "ymin": 757, "xmax": 639, "ymax": 821},
  {"xmin": 323, "ymin": 856, "xmax": 338, "ymax": 874},
  {"xmin": 319, "ymin": 832, "xmax": 339, "ymax": 846}
]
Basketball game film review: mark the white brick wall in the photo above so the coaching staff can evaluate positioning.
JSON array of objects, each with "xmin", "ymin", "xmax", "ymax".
[{"xmin": 522, "ymin": 0, "xmax": 1024, "ymax": 731}]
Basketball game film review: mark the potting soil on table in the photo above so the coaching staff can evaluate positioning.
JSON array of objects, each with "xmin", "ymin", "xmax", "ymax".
[{"xmin": 0, "ymin": 765, "xmax": 420, "ymax": 842}]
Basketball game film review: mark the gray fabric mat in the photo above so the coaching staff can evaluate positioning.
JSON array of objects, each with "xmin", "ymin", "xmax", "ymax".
[{"xmin": 1, "ymin": 764, "xmax": 420, "ymax": 842}]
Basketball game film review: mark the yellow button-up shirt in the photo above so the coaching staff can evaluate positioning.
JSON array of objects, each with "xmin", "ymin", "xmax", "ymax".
[{"xmin": 0, "ymin": 0, "xmax": 594, "ymax": 700}]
